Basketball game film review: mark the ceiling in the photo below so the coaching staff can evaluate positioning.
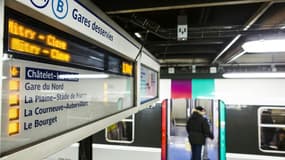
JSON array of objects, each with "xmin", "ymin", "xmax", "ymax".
[{"xmin": 91, "ymin": 0, "xmax": 285, "ymax": 74}]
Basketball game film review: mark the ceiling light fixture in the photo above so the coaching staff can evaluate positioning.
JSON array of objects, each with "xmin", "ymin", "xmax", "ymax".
[
  {"xmin": 223, "ymin": 72, "xmax": 285, "ymax": 78},
  {"xmin": 227, "ymin": 50, "xmax": 246, "ymax": 63},
  {"xmin": 134, "ymin": 32, "xmax": 142, "ymax": 38},
  {"xmin": 242, "ymin": 39, "xmax": 285, "ymax": 53}
]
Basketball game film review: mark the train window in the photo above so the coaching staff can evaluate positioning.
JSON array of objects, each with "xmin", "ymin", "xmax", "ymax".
[
  {"xmin": 258, "ymin": 107, "xmax": 285, "ymax": 153},
  {"xmin": 105, "ymin": 115, "xmax": 135, "ymax": 143},
  {"xmin": 140, "ymin": 65, "xmax": 158, "ymax": 103}
]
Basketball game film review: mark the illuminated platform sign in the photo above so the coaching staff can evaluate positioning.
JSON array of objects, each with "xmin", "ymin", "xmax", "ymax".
[
  {"xmin": 7, "ymin": 19, "xmax": 70, "ymax": 62},
  {"xmin": 122, "ymin": 62, "xmax": 133, "ymax": 76},
  {"xmin": 0, "ymin": 59, "xmax": 134, "ymax": 155},
  {"xmin": 6, "ymin": 16, "xmax": 133, "ymax": 76}
]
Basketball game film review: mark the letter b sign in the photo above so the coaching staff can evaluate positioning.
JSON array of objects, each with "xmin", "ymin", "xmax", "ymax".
[
  {"xmin": 52, "ymin": 0, "xmax": 68, "ymax": 19},
  {"xmin": 57, "ymin": 0, "xmax": 64, "ymax": 12}
]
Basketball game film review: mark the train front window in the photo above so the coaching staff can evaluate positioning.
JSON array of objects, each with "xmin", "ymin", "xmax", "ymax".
[
  {"xmin": 258, "ymin": 107, "xmax": 285, "ymax": 153},
  {"xmin": 105, "ymin": 115, "xmax": 135, "ymax": 143}
]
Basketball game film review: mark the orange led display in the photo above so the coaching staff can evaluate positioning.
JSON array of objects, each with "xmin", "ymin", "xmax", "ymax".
[
  {"xmin": 9, "ymin": 108, "xmax": 19, "ymax": 120},
  {"xmin": 9, "ymin": 80, "xmax": 20, "ymax": 91},
  {"xmin": 50, "ymin": 49, "xmax": 70, "ymax": 62},
  {"xmin": 38, "ymin": 34, "xmax": 45, "ymax": 40},
  {"xmin": 46, "ymin": 34, "xmax": 67, "ymax": 50},
  {"xmin": 9, "ymin": 19, "xmax": 36, "ymax": 40},
  {"xmin": 8, "ymin": 19, "xmax": 71, "ymax": 63},
  {"xmin": 8, "ymin": 122, "xmax": 19, "ymax": 136},
  {"xmin": 122, "ymin": 62, "xmax": 133, "ymax": 75},
  {"xmin": 9, "ymin": 94, "xmax": 19, "ymax": 106},
  {"xmin": 10, "ymin": 37, "xmax": 41, "ymax": 55},
  {"xmin": 10, "ymin": 66, "xmax": 20, "ymax": 78},
  {"xmin": 8, "ymin": 19, "xmax": 68, "ymax": 50}
]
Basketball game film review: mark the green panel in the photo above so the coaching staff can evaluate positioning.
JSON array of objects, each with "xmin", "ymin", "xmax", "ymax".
[
  {"xmin": 192, "ymin": 79, "xmax": 214, "ymax": 99},
  {"xmin": 219, "ymin": 101, "xmax": 226, "ymax": 160}
]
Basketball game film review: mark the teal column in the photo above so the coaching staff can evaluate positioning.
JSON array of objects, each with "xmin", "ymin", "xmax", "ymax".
[
  {"xmin": 219, "ymin": 101, "xmax": 226, "ymax": 160},
  {"xmin": 192, "ymin": 79, "xmax": 214, "ymax": 99}
]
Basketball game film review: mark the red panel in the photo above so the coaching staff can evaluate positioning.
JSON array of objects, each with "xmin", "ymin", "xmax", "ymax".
[
  {"xmin": 171, "ymin": 80, "xmax": 192, "ymax": 99},
  {"xmin": 161, "ymin": 100, "xmax": 167, "ymax": 160}
]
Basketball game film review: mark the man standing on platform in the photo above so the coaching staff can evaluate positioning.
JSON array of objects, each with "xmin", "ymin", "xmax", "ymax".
[{"xmin": 186, "ymin": 106, "xmax": 213, "ymax": 160}]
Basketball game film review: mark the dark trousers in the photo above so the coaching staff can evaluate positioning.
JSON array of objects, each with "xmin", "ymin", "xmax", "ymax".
[{"xmin": 191, "ymin": 144, "xmax": 202, "ymax": 160}]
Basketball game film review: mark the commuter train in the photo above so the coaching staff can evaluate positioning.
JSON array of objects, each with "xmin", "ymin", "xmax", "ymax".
[
  {"xmin": 160, "ymin": 79, "xmax": 285, "ymax": 160},
  {"xmin": 83, "ymin": 81, "xmax": 285, "ymax": 160},
  {"xmin": 210, "ymin": 79, "xmax": 285, "ymax": 160},
  {"xmin": 0, "ymin": 0, "xmax": 159, "ymax": 159},
  {"xmin": 48, "ymin": 80, "xmax": 285, "ymax": 160}
]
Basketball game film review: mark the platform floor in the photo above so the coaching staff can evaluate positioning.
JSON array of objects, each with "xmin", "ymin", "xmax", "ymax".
[{"xmin": 168, "ymin": 126, "xmax": 218, "ymax": 160}]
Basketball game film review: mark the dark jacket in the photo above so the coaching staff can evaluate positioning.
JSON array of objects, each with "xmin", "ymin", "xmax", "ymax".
[{"xmin": 186, "ymin": 111, "xmax": 213, "ymax": 145}]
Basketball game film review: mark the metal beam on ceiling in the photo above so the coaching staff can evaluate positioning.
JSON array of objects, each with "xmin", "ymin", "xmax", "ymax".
[
  {"xmin": 151, "ymin": 46, "xmax": 218, "ymax": 54},
  {"xmin": 145, "ymin": 39, "xmax": 225, "ymax": 47},
  {"xmin": 157, "ymin": 54, "xmax": 216, "ymax": 59},
  {"xmin": 225, "ymin": 4, "xmax": 285, "ymax": 64},
  {"xmin": 159, "ymin": 58, "xmax": 209, "ymax": 64},
  {"xmin": 160, "ymin": 61, "xmax": 285, "ymax": 67},
  {"xmin": 211, "ymin": 1, "xmax": 274, "ymax": 64},
  {"xmin": 106, "ymin": 0, "xmax": 273, "ymax": 14},
  {"xmin": 154, "ymin": 50, "xmax": 218, "ymax": 55},
  {"xmin": 156, "ymin": 27, "xmax": 285, "ymax": 39},
  {"xmin": 134, "ymin": 22, "xmax": 285, "ymax": 44}
]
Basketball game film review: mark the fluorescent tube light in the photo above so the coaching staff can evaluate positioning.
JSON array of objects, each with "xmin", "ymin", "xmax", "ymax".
[
  {"xmin": 227, "ymin": 50, "xmax": 246, "ymax": 63},
  {"xmin": 242, "ymin": 39, "xmax": 285, "ymax": 53},
  {"xmin": 223, "ymin": 72, "xmax": 285, "ymax": 78},
  {"xmin": 134, "ymin": 32, "xmax": 142, "ymax": 38}
]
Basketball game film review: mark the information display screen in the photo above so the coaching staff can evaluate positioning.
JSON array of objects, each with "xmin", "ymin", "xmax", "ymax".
[
  {"xmin": 1, "ymin": 9, "xmax": 135, "ymax": 156},
  {"xmin": 0, "ymin": 59, "xmax": 134, "ymax": 155},
  {"xmin": 5, "ymin": 10, "xmax": 133, "ymax": 75},
  {"xmin": 140, "ymin": 65, "xmax": 158, "ymax": 103},
  {"xmin": 108, "ymin": 56, "xmax": 120, "ymax": 73},
  {"xmin": 7, "ymin": 18, "xmax": 106, "ymax": 70},
  {"xmin": 8, "ymin": 19, "xmax": 71, "ymax": 62}
]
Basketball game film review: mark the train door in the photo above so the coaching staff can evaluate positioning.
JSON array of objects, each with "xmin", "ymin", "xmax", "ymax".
[
  {"xmin": 168, "ymin": 98, "xmax": 189, "ymax": 160},
  {"xmin": 194, "ymin": 99, "xmax": 219, "ymax": 160},
  {"xmin": 168, "ymin": 98, "xmax": 224, "ymax": 160}
]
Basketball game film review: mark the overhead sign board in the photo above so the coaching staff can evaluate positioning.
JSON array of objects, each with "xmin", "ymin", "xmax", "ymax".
[
  {"xmin": 5, "ymin": 12, "xmax": 133, "ymax": 76},
  {"xmin": 12, "ymin": 0, "xmax": 138, "ymax": 59}
]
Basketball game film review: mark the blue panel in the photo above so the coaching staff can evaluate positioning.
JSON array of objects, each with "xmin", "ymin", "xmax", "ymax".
[
  {"xmin": 192, "ymin": 79, "xmax": 214, "ymax": 99},
  {"xmin": 219, "ymin": 101, "xmax": 226, "ymax": 160}
]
